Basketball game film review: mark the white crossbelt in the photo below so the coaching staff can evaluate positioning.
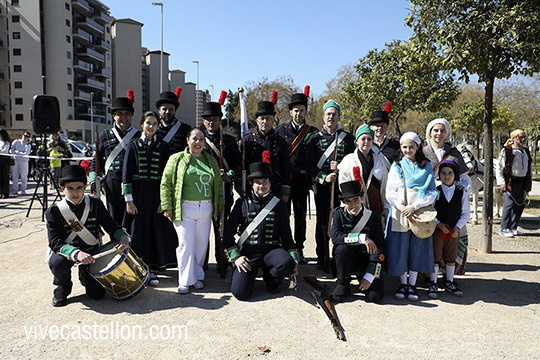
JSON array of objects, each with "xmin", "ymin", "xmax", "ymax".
[
  {"xmin": 238, "ymin": 196, "xmax": 280, "ymax": 250},
  {"xmin": 104, "ymin": 127, "xmax": 137, "ymax": 175},
  {"xmin": 316, "ymin": 131, "xmax": 347, "ymax": 169},
  {"xmin": 206, "ymin": 138, "xmax": 229, "ymax": 170},
  {"xmin": 344, "ymin": 208, "xmax": 372, "ymax": 244},
  {"xmin": 162, "ymin": 120, "xmax": 182, "ymax": 143},
  {"xmin": 57, "ymin": 196, "xmax": 99, "ymax": 246}
]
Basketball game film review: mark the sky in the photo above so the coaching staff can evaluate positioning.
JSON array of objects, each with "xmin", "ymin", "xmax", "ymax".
[{"xmin": 107, "ymin": 0, "xmax": 413, "ymax": 99}]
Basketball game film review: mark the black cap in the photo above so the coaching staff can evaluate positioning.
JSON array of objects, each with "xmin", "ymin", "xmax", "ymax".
[
  {"xmin": 255, "ymin": 101, "xmax": 276, "ymax": 117},
  {"xmin": 288, "ymin": 93, "xmax": 308, "ymax": 110},
  {"xmin": 110, "ymin": 97, "xmax": 134, "ymax": 115},
  {"xmin": 202, "ymin": 102, "xmax": 223, "ymax": 119},
  {"xmin": 247, "ymin": 162, "xmax": 272, "ymax": 180},
  {"xmin": 368, "ymin": 110, "xmax": 389, "ymax": 126},
  {"xmin": 339, "ymin": 180, "xmax": 364, "ymax": 200},
  {"xmin": 59, "ymin": 165, "xmax": 87, "ymax": 186},
  {"xmin": 155, "ymin": 91, "xmax": 179, "ymax": 109}
]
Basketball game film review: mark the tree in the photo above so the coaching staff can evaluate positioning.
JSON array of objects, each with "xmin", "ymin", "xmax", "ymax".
[
  {"xmin": 224, "ymin": 90, "xmax": 240, "ymax": 136},
  {"xmin": 526, "ymin": 119, "xmax": 540, "ymax": 174},
  {"xmin": 340, "ymin": 40, "xmax": 460, "ymax": 135},
  {"xmin": 407, "ymin": 0, "xmax": 540, "ymax": 253}
]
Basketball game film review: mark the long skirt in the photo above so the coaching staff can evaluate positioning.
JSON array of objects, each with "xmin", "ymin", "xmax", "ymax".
[{"xmin": 123, "ymin": 181, "xmax": 178, "ymax": 271}]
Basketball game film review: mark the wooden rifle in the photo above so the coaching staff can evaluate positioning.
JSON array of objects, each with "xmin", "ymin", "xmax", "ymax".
[
  {"xmin": 324, "ymin": 131, "xmax": 339, "ymax": 274},
  {"xmin": 217, "ymin": 128, "xmax": 227, "ymax": 278},
  {"xmin": 94, "ymin": 124, "xmax": 101, "ymax": 200}
]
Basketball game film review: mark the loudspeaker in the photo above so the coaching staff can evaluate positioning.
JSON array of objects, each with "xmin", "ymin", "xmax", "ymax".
[{"xmin": 32, "ymin": 95, "xmax": 60, "ymax": 134}]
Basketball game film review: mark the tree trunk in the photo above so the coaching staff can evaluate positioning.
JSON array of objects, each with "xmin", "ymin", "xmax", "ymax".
[
  {"xmin": 481, "ymin": 76, "xmax": 495, "ymax": 253},
  {"xmin": 534, "ymin": 142, "xmax": 537, "ymax": 174}
]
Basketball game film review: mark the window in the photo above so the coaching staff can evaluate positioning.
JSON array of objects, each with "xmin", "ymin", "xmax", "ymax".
[
  {"xmin": 12, "ymin": 0, "xmax": 20, "ymax": 5},
  {"xmin": 65, "ymin": 3, "xmax": 70, "ymax": 10},
  {"xmin": 15, "ymin": 98, "xmax": 23, "ymax": 105},
  {"xmin": 12, "ymin": 15, "xmax": 20, "ymax": 22},
  {"xmin": 67, "ymin": 99, "xmax": 72, "ymax": 107},
  {"xmin": 107, "ymin": 80, "xmax": 111, "ymax": 87},
  {"xmin": 15, "ymin": 114, "xmax": 23, "ymax": 121},
  {"xmin": 67, "ymin": 83, "xmax": 72, "ymax": 91},
  {"xmin": 13, "ymin": 65, "xmax": 22, "ymax": 72},
  {"xmin": 13, "ymin": 48, "xmax": 21, "ymax": 56},
  {"xmin": 106, "ymin": 27, "xmax": 110, "ymax": 33},
  {"xmin": 67, "ymin": 67, "xmax": 71, "ymax": 75},
  {"xmin": 13, "ymin": 32, "xmax": 21, "ymax": 40},
  {"xmin": 66, "ymin": 35, "xmax": 71, "ymax": 43},
  {"xmin": 14, "ymin": 81, "xmax": 22, "ymax": 89},
  {"xmin": 65, "ymin": 19, "xmax": 70, "ymax": 27},
  {"xmin": 66, "ymin": 51, "xmax": 71, "ymax": 59},
  {"xmin": 106, "ymin": 53, "xmax": 110, "ymax": 60}
]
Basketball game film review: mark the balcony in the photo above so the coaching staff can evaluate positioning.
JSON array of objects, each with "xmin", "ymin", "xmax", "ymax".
[
  {"xmin": 94, "ymin": 39, "xmax": 110, "ymax": 52},
  {"xmin": 72, "ymin": 28, "xmax": 91, "ymax": 44},
  {"xmin": 0, "ymin": 103, "xmax": 6, "ymax": 112},
  {"xmin": 0, "ymin": 72, "xmax": 5, "ymax": 80},
  {"xmin": 73, "ymin": 59, "xmax": 92, "ymax": 73},
  {"xmin": 74, "ymin": 90, "xmax": 92, "ymax": 101},
  {"xmin": 77, "ymin": 47, "xmax": 104, "ymax": 63},
  {"xmin": 76, "ymin": 16, "xmax": 104, "ymax": 34},
  {"xmin": 73, "ymin": 0, "xmax": 90, "ymax": 12},
  {"xmin": 94, "ymin": 67, "xmax": 111, "ymax": 78},
  {"xmin": 94, "ymin": 11, "xmax": 110, "ymax": 25},
  {"xmin": 78, "ymin": 77, "xmax": 105, "ymax": 91},
  {"xmin": 94, "ymin": 96, "xmax": 110, "ymax": 105}
]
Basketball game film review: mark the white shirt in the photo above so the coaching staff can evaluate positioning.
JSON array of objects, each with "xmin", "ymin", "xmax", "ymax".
[
  {"xmin": 385, "ymin": 161, "xmax": 438, "ymax": 211},
  {"xmin": 437, "ymin": 183, "xmax": 470, "ymax": 230},
  {"xmin": 0, "ymin": 140, "xmax": 10, "ymax": 154},
  {"xmin": 496, "ymin": 147, "xmax": 531, "ymax": 185}
]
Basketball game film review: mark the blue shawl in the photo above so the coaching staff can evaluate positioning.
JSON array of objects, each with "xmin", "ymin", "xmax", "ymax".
[{"xmin": 395, "ymin": 158, "xmax": 438, "ymax": 199}]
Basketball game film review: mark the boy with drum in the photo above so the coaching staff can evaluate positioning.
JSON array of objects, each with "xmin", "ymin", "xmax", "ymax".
[{"xmin": 46, "ymin": 165, "xmax": 130, "ymax": 307}]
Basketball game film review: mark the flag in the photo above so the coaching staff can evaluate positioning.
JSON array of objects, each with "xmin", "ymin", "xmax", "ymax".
[{"xmin": 239, "ymin": 90, "xmax": 249, "ymax": 137}]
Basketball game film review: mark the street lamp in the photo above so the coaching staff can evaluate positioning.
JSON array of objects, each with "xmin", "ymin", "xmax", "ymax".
[
  {"xmin": 152, "ymin": 2, "xmax": 164, "ymax": 93},
  {"xmin": 90, "ymin": 91, "xmax": 94, "ymax": 144},
  {"xmin": 209, "ymin": 84, "xmax": 214, "ymax": 100},
  {"xmin": 192, "ymin": 60, "xmax": 199, "ymax": 126}
]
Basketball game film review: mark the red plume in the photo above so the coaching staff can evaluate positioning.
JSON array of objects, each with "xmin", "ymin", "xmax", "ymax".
[
  {"xmin": 271, "ymin": 91, "xmax": 278, "ymax": 105},
  {"xmin": 127, "ymin": 89, "xmax": 135, "ymax": 104},
  {"xmin": 175, "ymin": 86, "xmax": 183, "ymax": 100},
  {"xmin": 218, "ymin": 90, "xmax": 227, "ymax": 106},
  {"xmin": 262, "ymin": 150, "xmax": 271, "ymax": 169},
  {"xmin": 304, "ymin": 85, "xmax": 310, "ymax": 99},
  {"xmin": 384, "ymin": 101, "xmax": 392, "ymax": 115},
  {"xmin": 353, "ymin": 166, "xmax": 361, "ymax": 182}
]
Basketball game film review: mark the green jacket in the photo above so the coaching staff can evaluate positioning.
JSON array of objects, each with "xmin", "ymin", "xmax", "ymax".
[{"xmin": 160, "ymin": 148, "xmax": 224, "ymax": 221}]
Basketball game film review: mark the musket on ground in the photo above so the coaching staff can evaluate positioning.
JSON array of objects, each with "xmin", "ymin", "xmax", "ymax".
[
  {"xmin": 94, "ymin": 124, "xmax": 102, "ymax": 200},
  {"xmin": 303, "ymin": 275, "xmax": 346, "ymax": 341},
  {"xmin": 216, "ymin": 127, "xmax": 228, "ymax": 278},
  {"xmin": 324, "ymin": 132, "xmax": 339, "ymax": 274}
]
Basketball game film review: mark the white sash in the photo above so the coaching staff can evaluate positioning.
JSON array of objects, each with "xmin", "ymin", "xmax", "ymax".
[
  {"xmin": 162, "ymin": 120, "xmax": 182, "ymax": 143},
  {"xmin": 316, "ymin": 131, "xmax": 347, "ymax": 169},
  {"xmin": 57, "ymin": 196, "xmax": 99, "ymax": 246},
  {"xmin": 104, "ymin": 127, "xmax": 137, "ymax": 175},
  {"xmin": 238, "ymin": 196, "xmax": 280, "ymax": 250},
  {"xmin": 206, "ymin": 138, "xmax": 229, "ymax": 170},
  {"xmin": 344, "ymin": 208, "xmax": 372, "ymax": 244}
]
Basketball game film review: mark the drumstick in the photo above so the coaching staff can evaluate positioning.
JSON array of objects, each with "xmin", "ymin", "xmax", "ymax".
[{"xmin": 74, "ymin": 247, "xmax": 121, "ymax": 266}]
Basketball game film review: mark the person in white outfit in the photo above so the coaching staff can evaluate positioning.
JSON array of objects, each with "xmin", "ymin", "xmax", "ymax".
[{"xmin": 10, "ymin": 131, "xmax": 31, "ymax": 195}]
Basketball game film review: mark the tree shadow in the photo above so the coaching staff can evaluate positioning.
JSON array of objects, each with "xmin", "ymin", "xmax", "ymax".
[{"xmin": 466, "ymin": 261, "xmax": 540, "ymax": 272}]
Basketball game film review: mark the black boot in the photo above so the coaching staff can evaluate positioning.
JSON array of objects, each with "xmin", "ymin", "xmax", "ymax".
[{"xmin": 331, "ymin": 278, "xmax": 350, "ymax": 303}]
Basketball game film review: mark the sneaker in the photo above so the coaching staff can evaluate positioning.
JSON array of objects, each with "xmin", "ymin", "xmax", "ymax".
[
  {"xmin": 21, "ymin": 190, "xmax": 27, "ymax": 195},
  {"xmin": 394, "ymin": 284, "xmax": 408, "ymax": 300},
  {"xmin": 193, "ymin": 280, "xmax": 204, "ymax": 290},
  {"xmin": 428, "ymin": 282, "xmax": 438, "ymax": 299},
  {"xmin": 407, "ymin": 285, "xmax": 419, "ymax": 301},
  {"xmin": 511, "ymin": 229, "xmax": 524, "ymax": 236},
  {"xmin": 149, "ymin": 272, "xmax": 159, "ymax": 286},
  {"xmin": 499, "ymin": 229, "xmax": 514, "ymax": 238},
  {"xmin": 177, "ymin": 285, "xmax": 189, "ymax": 294},
  {"xmin": 446, "ymin": 281, "xmax": 463, "ymax": 297}
]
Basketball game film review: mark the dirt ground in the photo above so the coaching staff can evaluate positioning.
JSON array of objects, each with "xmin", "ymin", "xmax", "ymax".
[{"xmin": 0, "ymin": 189, "xmax": 539, "ymax": 360}]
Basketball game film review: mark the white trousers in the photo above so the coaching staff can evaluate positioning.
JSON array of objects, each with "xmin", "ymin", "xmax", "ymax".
[
  {"xmin": 174, "ymin": 200, "xmax": 213, "ymax": 287},
  {"xmin": 11, "ymin": 160, "xmax": 28, "ymax": 192}
]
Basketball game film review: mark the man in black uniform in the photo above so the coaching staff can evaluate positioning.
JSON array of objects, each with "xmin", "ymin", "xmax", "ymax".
[
  {"xmin": 305, "ymin": 100, "xmax": 355, "ymax": 269},
  {"xmin": 201, "ymin": 100, "xmax": 241, "ymax": 274},
  {"xmin": 47, "ymin": 165, "xmax": 130, "ymax": 307},
  {"xmin": 368, "ymin": 109, "xmax": 399, "ymax": 164},
  {"xmin": 90, "ymin": 92, "xmax": 140, "ymax": 224},
  {"xmin": 275, "ymin": 89, "xmax": 318, "ymax": 264},
  {"xmin": 242, "ymin": 100, "xmax": 291, "ymax": 202},
  {"xmin": 155, "ymin": 87, "xmax": 192, "ymax": 155},
  {"xmin": 224, "ymin": 162, "xmax": 298, "ymax": 301},
  {"xmin": 331, "ymin": 180, "xmax": 385, "ymax": 303}
]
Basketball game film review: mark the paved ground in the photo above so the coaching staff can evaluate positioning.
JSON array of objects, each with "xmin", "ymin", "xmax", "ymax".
[{"xmin": 0, "ymin": 181, "xmax": 539, "ymax": 359}]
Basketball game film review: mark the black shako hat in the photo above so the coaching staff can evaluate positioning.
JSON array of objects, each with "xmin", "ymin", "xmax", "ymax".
[
  {"xmin": 155, "ymin": 91, "xmax": 180, "ymax": 109},
  {"xmin": 110, "ymin": 97, "xmax": 134, "ymax": 115},
  {"xmin": 60, "ymin": 165, "xmax": 87, "ymax": 186},
  {"xmin": 248, "ymin": 162, "xmax": 272, "ymax": 180},
  {"xmin": 288, "ymin": 93, "xmax": 308, "ymax": 110},
  {"xmin": 255, "ymin": 101, "xmax": 276, "ymax": 117},
  {"xmin": 339, "ymin": 180, "xmax": 364, "ymax": 200},
  {"xmin": 202, "ymin": 102, "xmax": 223, "ymax": 119},
  {"xmin": 368, "ymin": 110, "xmax": 389, "ymax": 126}
]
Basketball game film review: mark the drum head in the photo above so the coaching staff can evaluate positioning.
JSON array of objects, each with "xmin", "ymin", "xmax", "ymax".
[{"xmin": 87, "ymin": 242, "xmax": 126, "ymax": 276}]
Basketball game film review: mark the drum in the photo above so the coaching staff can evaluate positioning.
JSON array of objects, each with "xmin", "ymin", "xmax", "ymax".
[{"xmin": 87, "ymin": 242, "xmax": 150, "ymax": 300}]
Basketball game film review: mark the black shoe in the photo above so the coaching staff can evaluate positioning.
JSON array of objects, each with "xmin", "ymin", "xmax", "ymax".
[
  {"xmin": 52, "ymin": 296, "xmax": 67, "ymax": 307},
  {"xmin": 298, "ymin": 250, "xmax": 306, "ymax": 265},
  {"xmin": 266, "ymin": 284, "xmax": 281, "ymax": 294},
  {"xmin": 331, "ymin": 282, "xmax": 350, "ymax": 303}
]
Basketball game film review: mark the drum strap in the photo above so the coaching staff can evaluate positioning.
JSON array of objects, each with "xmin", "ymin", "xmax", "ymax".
[
  {"xmin": 317, "ymin": 131, "xmax": 346, "ymax": 169},
  {"xmin": 238, "ymin": 196, "xmax": 280, "ymax": 250},
  {"xmin": 105, "ymin": 127, "xmax": 137, "ymax": 175},
  {"xmin": 57, "ymin": 196, "xmax": 99, "ymax": 246}
]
